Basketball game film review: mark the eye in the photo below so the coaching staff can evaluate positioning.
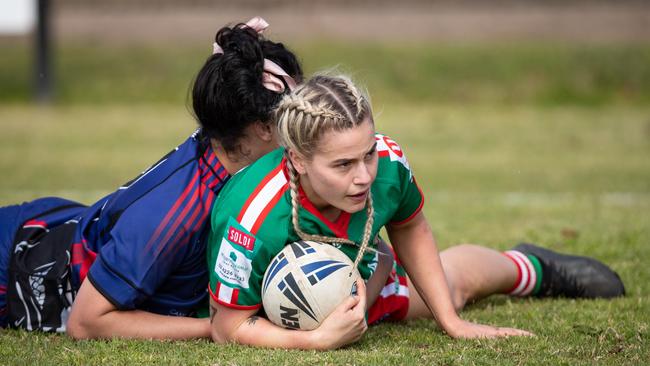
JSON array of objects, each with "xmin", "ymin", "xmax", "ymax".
[
  {"xmin": 337, "ymin": 161, "xmax": 351, "ymax": 168},
  {"xmin": 364, "ymin": 148, "xmax": 377, "ymax": 160}
]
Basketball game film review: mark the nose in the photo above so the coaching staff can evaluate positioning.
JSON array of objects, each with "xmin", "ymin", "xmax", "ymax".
[{"xmin": 352, "ymin": 162, "xmax": 372, "ymax": 186}]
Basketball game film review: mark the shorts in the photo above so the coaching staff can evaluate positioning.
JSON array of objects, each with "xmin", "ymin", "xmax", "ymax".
[
  {"xmin": 367, "ymin": 251, "xmax": 410, "ymax": 325},
  {"xmin": 0, "ymin": 197, "xmax": 85, "ymax": 329}
]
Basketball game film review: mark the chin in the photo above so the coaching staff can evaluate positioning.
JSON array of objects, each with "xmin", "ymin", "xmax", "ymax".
[{"xmin": 343, "ymin": 202, "xmax": 367, "ymax": 214}]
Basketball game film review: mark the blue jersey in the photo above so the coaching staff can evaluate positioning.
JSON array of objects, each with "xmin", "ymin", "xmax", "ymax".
[{"xmin": 0, "ymin": 129, "xmax": 228, "ymax": 323}]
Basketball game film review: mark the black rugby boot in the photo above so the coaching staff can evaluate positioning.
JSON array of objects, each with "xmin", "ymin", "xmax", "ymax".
[{"xmin": 512, "ymin": 243, "xmax": 625, "ymax": 299}]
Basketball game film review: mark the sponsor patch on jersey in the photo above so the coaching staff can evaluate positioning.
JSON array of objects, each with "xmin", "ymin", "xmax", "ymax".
[
  {"xmin": 375, "ymin": 134, "xmax": 413, "ymax": 179},
  {"xmin": 381, "ymin": 135, "xmax": 403, "ymax": 158},
  {"xmin": 215, "ymin": 218, "xmax": 260, "ymax": 288},
  {"xmin": 228, "ymin": 225, "xmax": 256, "ymax": 251},
  {"xmin": 215, "ymin": 238, "xmax": 253, "ymax": 289}
]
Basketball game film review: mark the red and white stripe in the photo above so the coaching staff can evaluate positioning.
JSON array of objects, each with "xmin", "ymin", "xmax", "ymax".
[
  {"xmin": 216, "ymin": 282, "xmax": 239, "ymax": 304},
  {"xmin": 22, "ymin": 220, "xmax": 47, "ymax": 230},
  {"xmin": 503, "ymin": 250, "xmax": 537, "ymax": 297},
  {"xmin": 236, "ymin": 164, "xmax": 288, "ymax": 234},
  {"xmin": 210, "ymin": 281, "xmax": 261, "ymax": 310},
  {"xmin": 378, "ymin": 275, "xmax": 410, "ymax": 299}
]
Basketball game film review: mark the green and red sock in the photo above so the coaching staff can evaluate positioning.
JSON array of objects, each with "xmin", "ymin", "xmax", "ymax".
[{"xmin": 503, "ymin": 250, "xmax": 543, "ymax": 296}]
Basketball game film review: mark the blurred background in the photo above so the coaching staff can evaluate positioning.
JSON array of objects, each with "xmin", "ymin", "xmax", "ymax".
[
  {"xmin": 2, "ymin": 3, "xmax": 650, "ymax": 362},
  {"xmin": 1, "ymin": 0, "xmax": 649, "ymax": 245}
]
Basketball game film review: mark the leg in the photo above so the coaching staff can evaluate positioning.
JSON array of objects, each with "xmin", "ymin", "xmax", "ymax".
[
  {"xmin": 405, "ymin": 244, "xmax": 518, "ymax": 319},
  {"xmin": 404, "ymin": 242, "xmax": 626, "ymax": 320}
]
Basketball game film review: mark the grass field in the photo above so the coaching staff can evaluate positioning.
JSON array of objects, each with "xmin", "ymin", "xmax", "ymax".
[{"xmin": 0, "ymin": 40, "xmax": 649, "ymax": 364}]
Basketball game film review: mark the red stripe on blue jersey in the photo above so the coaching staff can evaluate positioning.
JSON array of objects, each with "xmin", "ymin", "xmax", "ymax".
[
  {"xmin": 70, "ymin": 239, "xmax": 97, "ymax": 282},
  {"xmin": 157, "ymin": 148, "xmax": 223, "ymax": 260},
  {"xmin": 22, "ymin": 219, "xmax": 47, "ymax": 228},
  {"xmin": 145, "ymin": 170, "xmax": 201, "ymax": 254}
]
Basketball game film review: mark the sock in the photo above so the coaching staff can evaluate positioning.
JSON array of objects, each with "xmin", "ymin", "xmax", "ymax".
[{"xmin": 503, "ymin": 250, "xmax": 543, "ymax": 296}]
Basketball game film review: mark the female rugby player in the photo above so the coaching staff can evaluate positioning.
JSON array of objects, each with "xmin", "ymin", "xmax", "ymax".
[
  {"xmin": 206, "ymin": 74, "xmax": 624, "ymax": 349},
  {"xmin": 0, "ymin": 18, "xmax": 304, "ymax": 339}
]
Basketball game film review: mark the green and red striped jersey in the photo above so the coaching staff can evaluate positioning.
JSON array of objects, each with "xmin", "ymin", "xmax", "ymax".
[{"xmin": 207, "ymin": 134, "xmax": 424, "ymax": 310}]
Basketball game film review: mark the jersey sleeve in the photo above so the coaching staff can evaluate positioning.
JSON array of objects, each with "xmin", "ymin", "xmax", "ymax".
[
  {"xmin": 207, "ymin": 216, "xmax": 275, "ymax": 310},
  {"xmin": 207, "ymin": 153, "xmax": 290, "ymax": 311},
  {"xmin": 87, "ymin": 177, "xmax": 210, "ymax": 310},
  {"xmin": 375, "ymin": 134, "xmax": 425, "ymax": 225}
]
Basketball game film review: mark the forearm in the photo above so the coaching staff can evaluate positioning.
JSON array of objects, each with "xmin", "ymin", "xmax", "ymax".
[
  {"xmin": 224, "ymin": 314, "xmax": 322, "ymax": 350},
  {"xmin": 68, "ymin": 308, "xmax": 209, "ymax": 340},
  {"xmin": 388, "ymin": 214, "xmax": 462, "ymax": 332},
  {"xmin": 388, "ymin": 214, "xmax": 535, "ymax": 339},
  {"xmin": 67, "ymin": 279, "xmax": 210, "ymax": 340},
  {"xmin": 210, "ymin": 302, "xmax": 324, "ymax": 350},
  {"xmin": 210, "ymin": 280, "xmax": 368, "ymax": 350}
]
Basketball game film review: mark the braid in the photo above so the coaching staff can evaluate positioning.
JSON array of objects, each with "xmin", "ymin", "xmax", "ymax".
[
  {"xmin": 280, "ymin": 94, "xmax": 344, "ymax": 121},
  {"xmin": 335, "ymin": 77, "xmax": 366, "ymax": 119},
  {"xmin": 277, "ymin": 73, "xmax": 378, "ymax": 271},
  {"xmin": 352, "ymin": 192, "xmax": 375, "ymax": 269}
]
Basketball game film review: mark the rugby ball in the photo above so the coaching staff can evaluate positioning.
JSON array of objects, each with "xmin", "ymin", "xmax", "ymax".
[{"xmin": 261, "ymin": 240, "xmax": 361, "ymax": 330}]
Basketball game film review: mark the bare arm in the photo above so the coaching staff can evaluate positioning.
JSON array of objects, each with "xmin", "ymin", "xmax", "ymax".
[
  {"xmin": 387, "ymin": 212, "xmax": 531, "ymax": 338},
  {"xmin": 364, "ymin": 238, "xmax": 394, "ymax": 310},
  {"xmin": 67, "ymin": 279, "xmax": 210, "ymax": 340},
  {"xmin": 210, "ymin": 278, "xmax": 368, "ymax": 350}
]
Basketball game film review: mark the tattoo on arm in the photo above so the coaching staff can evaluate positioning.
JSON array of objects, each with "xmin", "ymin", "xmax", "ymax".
[
  {"xmin": 246, "ymin": 316, "xmax": 259, "ymax": 326},
  {"xmin": 210, "ymin": 304, "xmax": 218, "ymax": 323}
]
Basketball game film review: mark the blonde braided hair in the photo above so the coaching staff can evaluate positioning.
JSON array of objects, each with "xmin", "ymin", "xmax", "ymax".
[{"xmin": 276, "ymin": 74, "xmax": 375, "ymax": 269}]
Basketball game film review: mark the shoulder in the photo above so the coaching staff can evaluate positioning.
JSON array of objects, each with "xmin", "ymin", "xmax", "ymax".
[
  {"xmin": 212, "ymin": 148, "xmax": 289, "ymax": 234},
  {"xmin": 374, "ymin": 133, "xmax": 414, "ymax": 180},
  {"xmin": 93, "ymin": 132, "xmax": 212, "ymax": 237}
]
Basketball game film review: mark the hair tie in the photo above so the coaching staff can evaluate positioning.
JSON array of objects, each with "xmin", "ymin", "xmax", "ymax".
[{"xmin": 212, "ymin": 17, "xmax": 296, "ymax": 93}]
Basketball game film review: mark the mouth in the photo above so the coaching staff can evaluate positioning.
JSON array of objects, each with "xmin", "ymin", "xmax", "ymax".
[{"xmin": 347, "ymin": 190, "xmax": 369, "ymax": 203}]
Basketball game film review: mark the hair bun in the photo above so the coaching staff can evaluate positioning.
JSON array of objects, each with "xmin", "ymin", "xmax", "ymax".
[{"xmin": 215, "ymin": 25, "xmax": 264, "ymax": 68}]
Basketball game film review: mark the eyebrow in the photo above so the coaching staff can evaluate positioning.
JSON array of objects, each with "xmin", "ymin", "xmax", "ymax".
[{"xmin": 331, "ymin": 142, "xmax": 377, "ymax": 165}]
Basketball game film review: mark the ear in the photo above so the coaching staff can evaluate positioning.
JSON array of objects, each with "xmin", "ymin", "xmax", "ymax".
[
  {"xmin": 287, "ymin": 149, "xmax": 307, "ymax": 175},
  {"xmin": 252, "ymin": 121, "xmax": 274, "ymax": 142}
]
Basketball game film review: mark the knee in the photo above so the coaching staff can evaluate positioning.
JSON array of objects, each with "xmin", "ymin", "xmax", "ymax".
[
  {"xmin": 447, "ymin": 282, "xmax": 469, "ymax": 312},
  {"xmin": 441, "ymin": 244, "xmax": 487, "ymax": 311}
]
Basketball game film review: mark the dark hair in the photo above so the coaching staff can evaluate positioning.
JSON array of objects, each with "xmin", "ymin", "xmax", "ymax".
[{"xmin": 192, "ymin": 23, "xmax": 303, "ymax": 153}]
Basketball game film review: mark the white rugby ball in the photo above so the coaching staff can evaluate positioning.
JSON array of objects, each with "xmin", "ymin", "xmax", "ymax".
[{"xmin": 261, "ymin": 240, "xmax": 361, "ymax": 330}]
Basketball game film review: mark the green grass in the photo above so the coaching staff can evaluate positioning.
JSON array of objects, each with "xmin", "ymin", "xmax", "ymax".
[
  {"xmin": 0, "ymin": 40, "xmax": 649, "ymax": 364},
  {"xmin": 2, "ymin": 40, "xmax": 650, "ymax": 106}
]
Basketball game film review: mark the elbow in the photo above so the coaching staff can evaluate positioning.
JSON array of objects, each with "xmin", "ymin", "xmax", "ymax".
[
  {"xmin": 66, "ymin": 317, "xmax": 93, "ymax": 340},
  {"xmin": 66, "ymin": 310, "xmax": 102, "ymax": 340},
  {"xmin": 210, "ymin": 323, "xmax": 232, "ymax": 344},
  {"xmin": 210, "ymin": 328, "xmax": 224, "ymax": 344}
]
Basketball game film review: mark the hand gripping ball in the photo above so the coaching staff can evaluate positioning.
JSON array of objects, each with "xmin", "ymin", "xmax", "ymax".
[{"xmin": 261, "ymin": 240, "xmax": 361, "ymax": 330}]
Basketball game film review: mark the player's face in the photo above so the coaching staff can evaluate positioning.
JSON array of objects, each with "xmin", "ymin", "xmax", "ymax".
[{"xmin": 298, "ymin": 118, "xmax": 378, "ymax": 217}]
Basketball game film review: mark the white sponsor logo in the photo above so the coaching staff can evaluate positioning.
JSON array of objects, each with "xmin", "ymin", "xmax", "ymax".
[
  {"xmin": 14, "ymin": 316, "xmax": 25, "ymax": 328},
  {"xmin": 376, "ymin": 134, "xmax": 413, "ymax": 179},
  {"xmin": 215, "ymin": 238, "xmax": 252, "ymax": 288}
]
